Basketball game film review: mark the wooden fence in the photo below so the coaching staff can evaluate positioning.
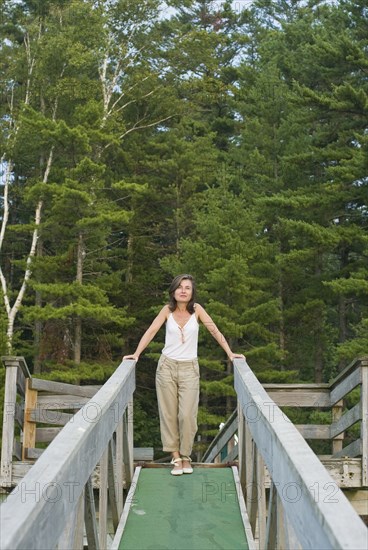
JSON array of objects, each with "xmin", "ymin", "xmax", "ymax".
[{"xmin": 0, "ymin": 358, "xmax": 136, "ymax": 550}]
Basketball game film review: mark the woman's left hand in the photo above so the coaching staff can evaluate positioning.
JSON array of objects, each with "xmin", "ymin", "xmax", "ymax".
[{"xmin": 229, "ymin": 353, "xmax": 246, "ymax": 361}]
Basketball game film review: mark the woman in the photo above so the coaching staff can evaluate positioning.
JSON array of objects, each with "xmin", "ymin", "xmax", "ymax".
[{"xmin": 123, "ymin": 274, "xmax": 245, "ymax": 475}]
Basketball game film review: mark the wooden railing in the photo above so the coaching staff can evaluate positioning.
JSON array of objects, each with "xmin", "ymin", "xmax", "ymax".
[
  {"xmin": 202, "ymin": 408, "xmax": 238, "ymax": 463},
  {"xmin": 204, "ymin": 357, "xmax": 367, "ymax": 490},
  {"xmin": 0, "ymin": 358, "xmax": 136, "ymax": 550},
  {"xmin": 234, "ymin": 357, "xmax": 367, "ymax": 550},
  {"xmin": 264, "ymin": 356, "xmax": 368, "ymax": 486}
]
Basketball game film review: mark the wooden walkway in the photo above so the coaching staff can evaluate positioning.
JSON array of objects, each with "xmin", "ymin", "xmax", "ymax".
[
  {"xmin": 0, "ymin": 355, "xmax": 367, "ymax": 550},
  {"xmin": 112, "ymin": 465, "xmax": 254, "ymax": 550}
]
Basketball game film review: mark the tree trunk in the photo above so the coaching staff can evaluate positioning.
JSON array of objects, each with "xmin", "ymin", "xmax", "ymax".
[
  {"xmin": 74, "ymin": 232, "xmax": 85, "ymax": 364},
  {"xmin": 315, "ymin": 339, "xmax": 324, "ymax": 383},
  {"xmin": 314, "ymin": 252, "xmax": 323, "ymax": 383},
  {"xmin": 338, "ymin": 247, "xmax": 349, "ymax": 372},
  {"xmin": 279, "ymin": 277, "xmax": 286, "ymax": 370},
  {"xmin": 33, "ymin": 238, "xmax": 43, "ymax": 374}
]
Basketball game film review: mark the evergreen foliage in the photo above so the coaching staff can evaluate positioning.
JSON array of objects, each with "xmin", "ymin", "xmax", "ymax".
[{"xmin": 0, "ymin": 0, "xmax": 367, "ymax": 452}]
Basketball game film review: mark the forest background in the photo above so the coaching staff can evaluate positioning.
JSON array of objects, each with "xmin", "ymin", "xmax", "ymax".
[{"xmin": 0, "ymin": 0, "xmax": 367, "ymax": 457}]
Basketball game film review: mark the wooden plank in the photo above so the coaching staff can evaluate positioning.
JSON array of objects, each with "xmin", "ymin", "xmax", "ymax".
[
  {"xmin": 0, "ymin": 366, "xmax": 18, "ymax": 487},
  {"xmin": 257, "ymin": 451, "xmax": 266, "ymax": 548},
  {"xmin": 29, "ymin": 377, "xmax": 100, "ymax": 398},
  {"xmin": 244, "ymin": 421, "xmax": 253, "ymax": 515},
  {"xmin": 330, "ymin": 403, "xmax": 361, "ymax": 439},
  {"xmin": 0, "ymin": 359, "xmax": 136, "ymax": 550},
  {"xmin": 2, "ymin": 356, "xmax": 32, "ymax": 379},
  {"xmin": 333, "ymin": 439, "xmax": 362, "ymax": 459},
  {"xmin": 115, "ymin": 419, "xmax": 124, "ymax": 515},
  {"xmin": 16, "ymin": 367, "xmax": 26, "ymax": 398},
  {"xmin": 231, "ymin": 466, "xmax": 257, "ymax": 550},
  {"xmin": 22, "ymin": 379, "xmax": 38, "ymax": 461},
  {"xmin": 14, "ymin": 402, "xmax": 24, "ymax": 429},
  {"xmin": 263, "ymin": 383, "xmax": 330, "ymax": 389},
  {"xmin": 361, "ymin": 365, "xmax": 368, "ymax": 486},
  {"xmin": 237, "ymin": 402, "xmax": 246, "ymax": 493},
  {"xmin": 9, "ymin": 462, "xmax": 32, "ymax": 484},
  {"xmin": 262, "ymin": 457, "xmax": 363, "ymax": 490},
  {"xmin": 247, "ymin": 442, "xmax": 258, "ymax": 535},
  {"xmin": 30, "ymin": 409, "xmax": 73, "ymax": 426},
  {"xmin": 12, "ymin": 440, "xmax": 22, "ymax": 461},
  {"xmin": 203, "ymin": 414, "xmax": 238, "ymax": 463},
  {"xmin": 332, "ymin": 400, "xmax": 344, "ymax": 454},
  {"xmin": 276, "ymin": 492, "xmax": 287, "ymax": 550},
  {"xmin": 98, "ymin": 448, "xmax": 108, "ymax": 550},
  {"xmin": 84, "ymin": 477, "xmax": 100, "ymax": 550},
  {"xmin": 37, "ymin": 395, "xmax": 90, "ymax": 409},
  {"xmin": 202, "ymin": 409, "xmax": 237, "ymax": 462},
  {"xmin": 133, "ymin": 447, "xmax": 154, "ymax": 461},
  {"xmin": 234, "ymin": 358, "xmax": 368, "ymax": 550},
  {"xmin": 108, "ymin": 439, "xmax": 119, "ymax": 531},
  {"xmin": 295, "ymin": 424, "xmax": 331, "ymax": 439},
  {"xmin": 329, "ymin": 356, "xmax": 368, "ymax": 390},
  {"xmin": 263, "ymin": 386, "xmax": 330, "ymax": 407},
  {"xmin": 24, "ymin": 448, "xmax": 43, "ymax": 460},
  {"xmin": 123, "ymin": 401, "xmax": 134, "ymax": 486},
  {"xmin": 222, "ymin": 443, "xmax": 238, "ymax": 463},
  {"xmin": 202, "ymin": 411, "xmax": 238, "ymax": 462},
  {"xmin": 111, "ymin": 466, "xmax": 142, "ymax": 550},
  {"xmin": 319, "ymin": 458, "xmax": 362, "ymax": 488},
  {"xmin": 57, "ymin": 492, "xmax": 84, "ymax": 550},
  {"xmin": 36, "ymin": 427, "xmax": 62, "ymax": 443},
  {"xmin": 265, "ymin": 481, "xmax": 277, "ymax": 550},
  {"xmin": 330, "ymin": 368, "xmax": 362, "ymax": 406},
  {"xmin": 342, "ymin": 489, "xmax": 368, "ymax": 516}
]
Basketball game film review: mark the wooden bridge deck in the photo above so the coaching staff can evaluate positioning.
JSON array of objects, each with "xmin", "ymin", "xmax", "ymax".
[
  {"xmin": 1, "ymin": 355, "xmax": 367, "ymax": 550},
  {"xmin": 112, "ymin": 465, "xmax": 254, "ymax": 550}
]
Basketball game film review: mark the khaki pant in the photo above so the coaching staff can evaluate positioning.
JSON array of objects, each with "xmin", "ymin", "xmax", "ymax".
[{"xmin": 155, "ymin": 354, "xmax": 200, "ymax": 457}]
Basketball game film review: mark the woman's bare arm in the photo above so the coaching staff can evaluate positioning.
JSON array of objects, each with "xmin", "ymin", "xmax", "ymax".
[
  {"xmin": 123, "ymin": 305, "xmax": 169, "ymax": 361},
  {"xmin": 196, "ymin": 303, "xmax": 245, "ymax": 361}
]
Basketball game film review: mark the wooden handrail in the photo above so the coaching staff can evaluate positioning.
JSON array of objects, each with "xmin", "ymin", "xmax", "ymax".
[
  {"xmin": 202, "ymin": 408, "xmax": 237, "ymax": 463},
  {"xmin": 329, "ymin": 355, "xmax": 368, "ymax": 390},
  {"xmin": 0, "ymin": 359, "xmax": 136, "ymax": 550},
  {"xmin": 234, "ymin": 358, "xmax": 367, "ymax": 550}
]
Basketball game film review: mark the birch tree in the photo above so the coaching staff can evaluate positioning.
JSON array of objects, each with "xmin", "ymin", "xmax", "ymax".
[{"xmin": 0, "ymin": 4, "xmax": 57, "ymax": 353}]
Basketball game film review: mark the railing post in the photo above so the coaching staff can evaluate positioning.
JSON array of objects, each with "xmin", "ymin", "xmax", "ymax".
[
  {"xmin": 98, "ymin": 448, "xmax": 109, "ymax": 548},
  {"xmin": 361, "ymin": 358, "xmax": 368, "ymax": 486},
  {"xmin": 123, "ymin": 400, "xmax": 134, "ymax": 487},
  {"xmin": 85, "ymin": 477, "xmax": 100, "ymax": 550},
  {"xmin": 108, "ymin": 439, "xmax": 120, "ymax": 531},
  {"xmin": 115, "ymin": 420, "xmax": 124, "ymax": 516},
  {"xmin": 257, "ymin": 451, "xmax": 266, "ymax": 548},
  {"xmin": 22, "ymin": 378, "xmax": 37, "ymax": 460},
  {"xmin": 57, "ymin": 493, "xmax": 84, "ymax": 550},
  {"xmin": 265, "ymin": 481, "xmax": 277, "ymax": 549},
  {"xmin": 0, "ymin": 361, "xmax": 18, "ymax": 487},
  {"xmin": 233, "ymin": 357, "xmax": 368, "ymax": 550},
  {"xmin": 331, "ymin": 399, "xmax": 343, "ymax": 454},
  {"xmin": 237, "ymin": 401, "xmax": 246, "ymax": 491}
]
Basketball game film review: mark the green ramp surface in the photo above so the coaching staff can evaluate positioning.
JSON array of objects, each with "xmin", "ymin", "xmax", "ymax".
[{"xmin": 118, "ymin": 467, "xmax": 249, "ymax": 550}]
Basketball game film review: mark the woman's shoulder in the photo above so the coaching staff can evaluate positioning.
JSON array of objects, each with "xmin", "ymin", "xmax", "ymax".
[
  {"xmin": 158, "ymin": 304, "xmax": 171, "ymax": 319},
  {"xmin": 193, "ymin": 303, "xmax": 204, "ymax": 319}
]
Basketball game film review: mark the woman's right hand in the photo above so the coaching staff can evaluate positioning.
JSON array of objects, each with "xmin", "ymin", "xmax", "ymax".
[{"xmin": 123, "ymin": 354, "xmax": 139, "ymax": 361}]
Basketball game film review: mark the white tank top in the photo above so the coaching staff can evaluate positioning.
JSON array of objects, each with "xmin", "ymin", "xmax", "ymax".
[{"xmin": 162, "ymin": 312, "xmax": 199, "ymax": 360}]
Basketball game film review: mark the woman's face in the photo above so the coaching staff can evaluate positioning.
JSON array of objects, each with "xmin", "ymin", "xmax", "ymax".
[{"xmin": 174, "ymin": 278, "xmax": 193, "ymax": 304}]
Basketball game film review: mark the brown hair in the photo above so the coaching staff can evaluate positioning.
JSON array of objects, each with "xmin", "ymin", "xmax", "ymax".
[{"xmin": 168, "ymin": 274, "xmax": 196, "ymax": 314}]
